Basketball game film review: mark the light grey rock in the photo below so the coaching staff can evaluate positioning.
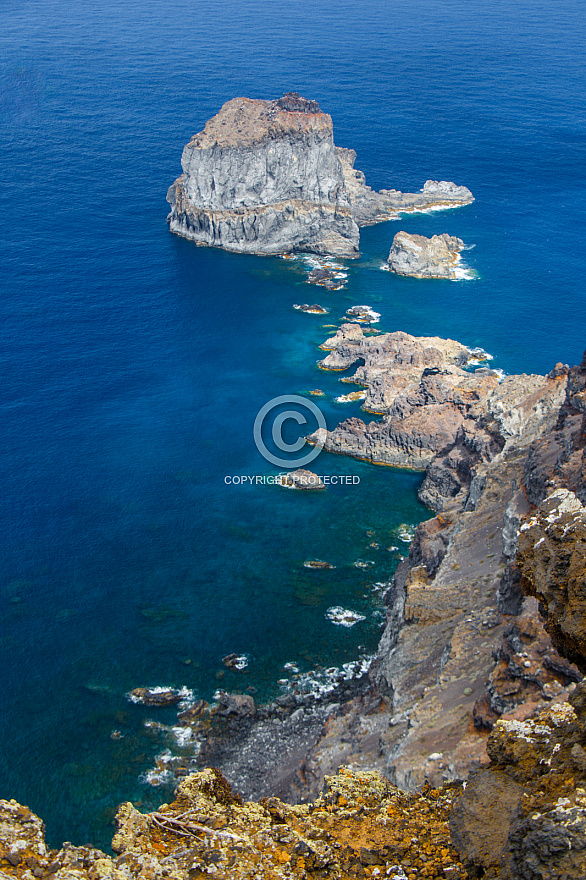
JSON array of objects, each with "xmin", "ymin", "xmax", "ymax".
[
  {"xmin": 336, "ymin": 148, "xmax": 474, "ymax": 226},
  {"xmin": 167, "ymin": 93, "xmax": 474, "ymax": 256},
  {"xmin": 387, "ymin": 231, "xmax": 466, "ymax": 278},
  {"xmin": 167, "ymin": 94, "xmax": 360, "ymax": 256}
]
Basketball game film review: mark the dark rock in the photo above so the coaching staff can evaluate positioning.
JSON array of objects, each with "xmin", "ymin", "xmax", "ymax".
[
  {"xmin": 449, "ymin": 769, "xmax": 523, "ymax": 876},
  {"xmin": 128, "ymin": 687, "xmax": 182, "ymax": 707},
  {"xmin": 275, "ymin": 92, "xmax": 320, "ymax": 114},
  {"xmin": 217, "ymin": 693, "xmax": 256, "ymax": 717},
  {"xmin": 472, "ymin": 695, "xmax": 500, "ymax": 730}
]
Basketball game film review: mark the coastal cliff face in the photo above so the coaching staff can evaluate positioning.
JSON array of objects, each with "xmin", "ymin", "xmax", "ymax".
[
  {"xmin": 167, "ymin": 94, "xmax": 474, "ymax": 255},
  {"xmin": 3, "ymin": 339, "xmax": 586, "ymax": 879},
  {"xmin": 297, "ymin": 333, "xmax": 586, "ymax": 868},
  {"xmin": 0, "ymin": 769, "xmax": 469, "ymax": 880}
]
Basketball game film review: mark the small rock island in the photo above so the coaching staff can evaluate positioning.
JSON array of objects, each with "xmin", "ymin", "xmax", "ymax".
[
  {"xmin": 387, "ymin": 230, "xmax": 466, "ymax": 278},
  {"xmin": 167, "ymin": 93, "xmax": 474, "ymax": 255}
]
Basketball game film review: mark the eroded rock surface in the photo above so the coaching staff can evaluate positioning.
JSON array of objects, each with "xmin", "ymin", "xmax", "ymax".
[
  {"xmin": 336, "ymin": 148, "xmax": 474, "ymax": 225},
  {"xmin": 517, "ymin": 489, "xmax": 586, "ymax": 673},
  {"xmin": 0, "ymin": 768, "xmax": 468, "ymax": 880},
  {"xmin": 451, "ymin": 695, "xmax": 586, "ymax": 879},
  {"xmin": 309, "ymin": 324, "xmax": 565, "ymax": 491},
  {"xmin": 167, "ymin": 94, "xmax": 473, "ymax": 255},
  {"xmin": 387, "ymin": 232, "xmax": 465, "ymax": 279}
]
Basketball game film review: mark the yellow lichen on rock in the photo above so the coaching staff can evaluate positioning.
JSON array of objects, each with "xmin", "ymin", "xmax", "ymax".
[{"xmin": 0, "ymin": 768, "xmax": 467, "ymax": 880}]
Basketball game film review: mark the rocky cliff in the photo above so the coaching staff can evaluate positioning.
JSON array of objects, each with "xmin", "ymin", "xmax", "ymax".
[
  {"xmin": 306, "ymin": 332, "xmax": 586, "ymax": 878},
  {"xmin": 3, "ymin": 339, "xmax": 586, "ymax": 879},
  {"xmin": 0, "ymin": 768, "xmax": 470, "ymax": 880},
  {"xmin": 167, "ymin": 93, "xmax": 474, "ymax": 255}
]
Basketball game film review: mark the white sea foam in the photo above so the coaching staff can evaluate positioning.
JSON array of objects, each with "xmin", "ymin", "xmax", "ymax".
[
  {"xmin": 467, "ymin": 345, "xmax": 494, "ymax": 363},
  {"xmin": 171, "ymin": 726, "xmax": 193, "ymax": 747},
  {"xmin": 346, "ymin": 305, "xmax": 381, "ymax": 323},
  {"xmin": 177, "ymin": 686, "xmax": 196, "ymax": 708},
  {"xmin": 326, "ymin": 606, "xmax": 367, "ymax": 627},
  {"xmin": 279, "ymin": 656, "xmax": 373, "ymax": 701},
  {"xmin": 396, "ymin": 524, "xmax": 416, "ymax": 543},
  {"xmin": 127, "ymin": 685, "xmax": 195, "ymax": 708},
  {"xmin": 139, "ymin": 749, "xmax": 176, "ymax": 787},
  {"xmin": 406, "ymin": 202, "xmax": 463, "ymax": 214},
  {"xmin": 352, "ymin": 559, "xmax": 375, "ymax": 569},
  {"xmin": 370, "ymin": 581, "xmax": 389, "ymax": 594},
  {"xmin": 452, "ymin": 263, "xmax": 475, "ymax": 281},
  {"xmin": 228, "ymin": 654, "xmax": 249, "ymax": 670},
  {"xmin": 335, "ymin": 390, "xmax": 367, "ymax": 403}
]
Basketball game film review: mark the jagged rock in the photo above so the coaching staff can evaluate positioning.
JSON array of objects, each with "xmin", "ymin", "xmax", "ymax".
[
  {"xmin": 309, "ymin": 326, "xmax": 566, "ymax": 491},
  {"xmin": 293, "ymin": 303, "xmax": 329, "ymax": 314},
  {"xmin": 451, "ymin": 699, "xmax": 586, "ymax": 879},
  {"xmin": 0, "ymin": 769, "xmax": 468, "ymax": 880},
  {"xmin": 127, "ymin": 687, "xmax": 182, "ymax": 706},
  {"xmin": 518, "ymin": 488, "xmax": 586, "ymax": 672},
  {"xmin": 484, "ymin": 597, "xmax": 580, "ymax": 719},
  {"xmin": 216, "ymin": 693, "xmax": 256, "ymax": 717},
  {"xmin": 167, "ymin": 95, "xmax": 474, "ymax": 256},
  {"xmin": 336, "ymin": 147, "xmax": 474, "ymax": 225},
  {"xmin": 387, "ymin": 231, "xmax": 466, "ymax": 278},
  {"xmin": 167, "ymin": 94, "xmax": 360, "ymax": 256}
]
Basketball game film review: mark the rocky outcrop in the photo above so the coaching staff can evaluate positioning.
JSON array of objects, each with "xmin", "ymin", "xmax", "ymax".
[
  {"xmin": 450, "ymin": 696, "xmax": 586, "ymax": 880},
  {"xmin": 387, "ymin": 231, "xmax": 466, "ymax": 278},
  {"xmin": 0, "ymin": 768, "xmax": 468, "ymax": 880},
  {"xmin": 167, "ymin": 93, "xmax": 474, "ymax": 255},
  {"xmin": 167, "ymin": 94, "xmax": 360, "ymax": 256},
  {"xmin": 308, "ymin": 325, "xmax": 566, "ymax": 500},
  {"xmin": 518, "ymin": 488, "xmax": 586, "ymax": 673},
  {"xmin": 336, "ymin": 147, "xmax": 474, "ymax": 225}
]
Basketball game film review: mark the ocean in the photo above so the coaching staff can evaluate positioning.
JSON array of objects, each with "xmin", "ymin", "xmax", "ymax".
[{"xmin": 1, "ymin": 0, "xmax": 585, "ymax": 850}]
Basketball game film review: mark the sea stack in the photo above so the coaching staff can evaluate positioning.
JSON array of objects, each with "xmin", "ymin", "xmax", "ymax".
[
  {"xmin": 167, "ymin": 93, "xmax": 475, "ymax": 257},
  {"xmin": 387, "ymin": 231, "xmax": 466, "ymax": 278},
  {"xmin": 166, "ymin": 93, "xmax": 360, "ymax": 256}
]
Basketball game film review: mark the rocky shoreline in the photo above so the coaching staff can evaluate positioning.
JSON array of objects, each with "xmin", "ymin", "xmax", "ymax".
[
  {"xmin": 122, "ymin": 331, "xmax": 585, "ymax": 828},
  {"xmin": 2, "ymin": 341, "xmax": 586, "ymax": 878}
]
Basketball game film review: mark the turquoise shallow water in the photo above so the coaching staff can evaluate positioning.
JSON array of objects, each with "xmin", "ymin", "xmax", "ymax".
[{"xmin": 1, "ymin": 0, "xmax": 585, "ymax": 850}]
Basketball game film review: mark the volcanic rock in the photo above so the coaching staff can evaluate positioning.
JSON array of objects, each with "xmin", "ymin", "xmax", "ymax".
[
  {"xmin": 167, "ymin": 95, "xmax": 474, "ymax": 256},
  {"xmin": 167, "ymin": 94, "xmax": 360, "ymax": 256},
  {"xmin": 387, "ymin": 231, "xmax": 466, "ymax": 278},
  {"xmin": 279, "ymin": 468, "xmax": 325, "ymax": 490}
]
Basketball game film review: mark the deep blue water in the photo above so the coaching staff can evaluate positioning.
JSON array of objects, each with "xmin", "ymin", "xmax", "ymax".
[{"xmin": 1, "ymin": 0, "xmax": 585, "ymax": 851}]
